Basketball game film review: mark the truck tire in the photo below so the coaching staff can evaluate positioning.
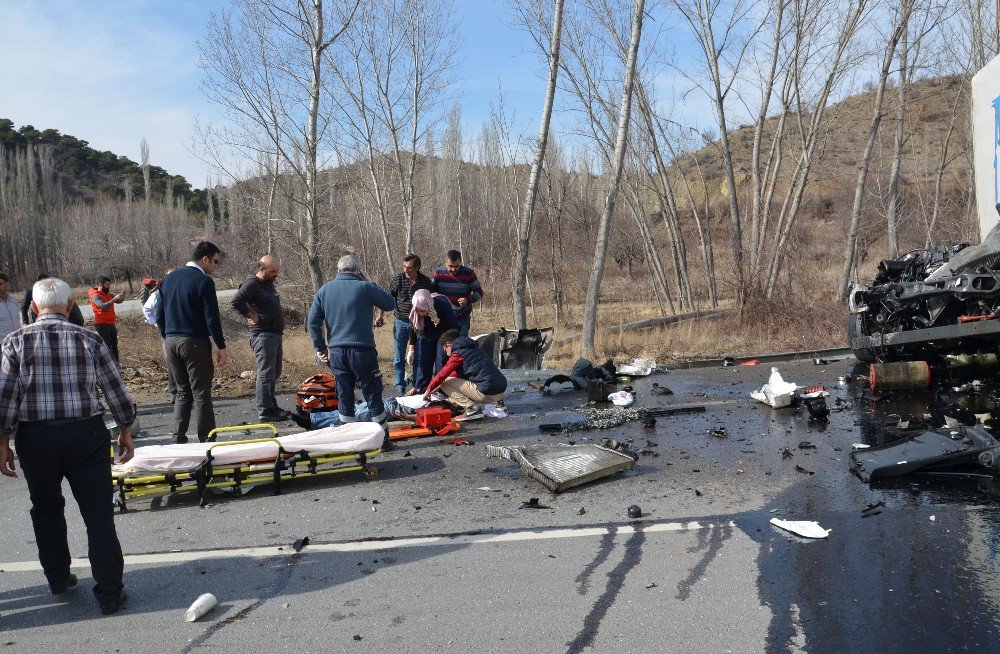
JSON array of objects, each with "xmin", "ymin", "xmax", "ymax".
[{"xmin": 847, "ymin": 313, "xmax": 879, "ymax": 364}]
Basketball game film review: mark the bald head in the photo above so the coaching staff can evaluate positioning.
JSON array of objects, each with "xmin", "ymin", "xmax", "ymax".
[{"xmin": 257, "ymin": 255, "xmax": 279, "ymax": 282}]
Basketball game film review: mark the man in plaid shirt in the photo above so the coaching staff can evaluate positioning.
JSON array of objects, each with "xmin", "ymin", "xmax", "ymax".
[{"xmin": 0, "ymin": 278, "xmax": 136, "ymax": 615}]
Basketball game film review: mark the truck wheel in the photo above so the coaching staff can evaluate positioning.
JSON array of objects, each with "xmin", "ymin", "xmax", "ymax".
[{"xmin": 847, "ymin": 313, "xmax": 880, "ymax": 364}]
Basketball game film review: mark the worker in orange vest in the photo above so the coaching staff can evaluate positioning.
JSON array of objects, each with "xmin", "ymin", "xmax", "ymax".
[{"xmin": 88, "ymin": 276, "xmax": 125, "ymax": 363}]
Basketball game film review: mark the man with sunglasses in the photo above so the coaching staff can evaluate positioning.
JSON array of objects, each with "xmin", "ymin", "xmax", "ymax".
[{"xmin": 156, "ymin": 242, "xmax": 228, "ymax": 444}]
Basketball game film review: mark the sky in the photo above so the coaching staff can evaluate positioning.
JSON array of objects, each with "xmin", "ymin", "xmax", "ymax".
[{"xmin": 0, "ymin": 0, "xmax": 558, "ymax": 186}]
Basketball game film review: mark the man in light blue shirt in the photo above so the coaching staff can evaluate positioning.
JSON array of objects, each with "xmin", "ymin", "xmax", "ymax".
[{"xmin": 308, "ymin": 255, "xmax": 394, "ymax": 439}]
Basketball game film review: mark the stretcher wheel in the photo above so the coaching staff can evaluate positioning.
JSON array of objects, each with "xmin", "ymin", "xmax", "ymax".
[
  {"xmin": 116, "ymin": 498, "xmax": 128, "ymax": 514},
  {"xmin": 362, "ymin": 465, "xmax": 378, "ymax": 480}
]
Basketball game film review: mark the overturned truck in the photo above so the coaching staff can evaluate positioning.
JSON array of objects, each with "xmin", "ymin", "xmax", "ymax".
[{"xmin": 848, "ymin": 225, "xmax": 1000, "ymax": 364}]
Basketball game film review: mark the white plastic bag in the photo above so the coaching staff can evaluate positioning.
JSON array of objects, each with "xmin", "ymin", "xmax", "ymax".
[
  {"xmin": 750, "ymin": 367, "xmax": 799, "ymax": 408},
  {"xmin": 608, "ymin": 391, "xmax": 635, "ymax": 407}
]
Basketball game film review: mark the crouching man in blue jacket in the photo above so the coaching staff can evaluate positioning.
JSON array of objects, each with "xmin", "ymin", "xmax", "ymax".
[
  {"xmin": 308, "ymin": 255, "xmax": 395, "ymax": 440},
  {"xmin": 422, "ymin": 329, "xmax": 508, "ymax": 421}
]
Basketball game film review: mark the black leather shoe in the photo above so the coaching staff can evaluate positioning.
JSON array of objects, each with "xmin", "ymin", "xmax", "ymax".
[
  {"xmin": 172, "ymin": 435, "xmax": 188, "ymax": 445},
  {"xmin": 259, "ymin": 409, "xmax": 291, "ymax": 422},
  {"xmin": 99, "ymin": 589, "xmax": 127, "ymax": 616},
  {"xmin": 289, "ymin": 411, "xmax": 312, "ymax": 430},
  {"xmin": 51, "ymin": 573, "xmax": 78, "ymax": 595}
]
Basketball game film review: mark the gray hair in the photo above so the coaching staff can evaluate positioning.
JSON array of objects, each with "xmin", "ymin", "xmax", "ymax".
[
  {"xmin": 337, "ymin": 254, "xmax": 361, "ymax": 273},
  {"xmin": 32, "ymin": 278, "xmax": 72, "ymax": 310}
]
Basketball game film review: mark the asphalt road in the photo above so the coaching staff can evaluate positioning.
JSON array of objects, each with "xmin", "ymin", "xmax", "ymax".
[
  {"xmin": 77, "ymin": 289, "xmax": 238, "ymax": 321},
  {"xmin": 1, "ymin": 359, "xmax": 999, "ymax": 652}
]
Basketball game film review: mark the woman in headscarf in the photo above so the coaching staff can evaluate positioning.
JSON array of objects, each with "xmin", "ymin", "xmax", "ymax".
[{"xmin": 407, "ymin": 288, "xmax": 459, "ymax": 394}]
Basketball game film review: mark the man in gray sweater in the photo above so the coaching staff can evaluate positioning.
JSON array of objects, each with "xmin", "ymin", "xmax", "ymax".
[{"xmin": 308, "ymin": 255, "xmax": 394, "ymax": 435}]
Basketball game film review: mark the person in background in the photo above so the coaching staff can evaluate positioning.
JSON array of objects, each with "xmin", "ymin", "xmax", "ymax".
[
  {"xmin": 0, "ymin": 277, "xmax": 135, "ymax": 615},
  {"xmin": 231, "ymin": 255, "xmax": 289, "ymax": 422},
  {"xmin": 376, "ymin": 254, "xmax": 432, "ymax": 395},
  {"xmin": 422, "ymin": 329, "xmax": 507, "ymax": 421},
  {"xmin": 88, "ymin": 276, "xmax": 126, "ymax": 363},
  {"xmin": 308, "ymin": 255, "xmax": 394, "ymax": 440},
  {"xmin": 407, "ymin": 288, "xmax": 458, "ymax": 394},
  {"xmin": 431, "ymin": 250, "xmax": 483, "ymax": 337},
  {"xmin": 156, "ymin": 242, "xmax": 228, "ymax": 444},
  {"xmin": 142, "ymin": 269, "xmax": 176, "ymax": 404},
  {"xmin": 22, "ymin": 273, "xmax": 85, "ymax": 327},
  {"xmin": 0, "ymin": 273, "xmax": 21, "ymax": 341}
]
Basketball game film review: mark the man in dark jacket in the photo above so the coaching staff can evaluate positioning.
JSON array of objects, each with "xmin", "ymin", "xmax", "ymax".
[
  {"xmin": 375, "ymin": 254, "xmax": 432, "ymax": 394},
  {"xmin": 422, "ymin": 329, "xmax": 507, "ymax": 421},
  {"xmin": 156, "ymin": 242, "xmax": 228, "ymax": 444},
  {"xmin": 22, "ymin": 274, "xmax": 85, "ymax": 327},
  {"xmin": 232, "ymin": 255, "xmax": 287, "ymax": 422},
  {"xmin": 308, "ymin": 255, "xmax": 395, "ymax": 431},
  {"xmin": 431, "ymin": 250, "xmax": 483, "ymax": 337}
]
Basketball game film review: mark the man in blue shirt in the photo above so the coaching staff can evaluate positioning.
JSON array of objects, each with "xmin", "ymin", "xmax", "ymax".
[{"xmin": 308, "ymin": 255, "xmax": 394, "ymax": 440}]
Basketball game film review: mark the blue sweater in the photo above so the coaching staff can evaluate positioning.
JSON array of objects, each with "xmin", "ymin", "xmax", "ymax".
[
  {"xmin": 156, "ymin": 264, "xmax": 226, "ymax": 348},
  {"xmin": 308, "ymin": 272, "xmax": 394, "ymax": 350}
]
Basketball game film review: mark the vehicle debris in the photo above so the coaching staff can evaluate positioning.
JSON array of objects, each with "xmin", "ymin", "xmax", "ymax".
[
  {"xmin": 627, "ymin": 505, "xmax": 642, "ymax": 518},
  {"xmin": 486, "ymin": 443, "xmax": 637, "ymax": 492},
  {"xmin": 869, "ymin": 361, "xmax": 932, "ymax": 392},
  {"xmin": 795, "ymin": 465, "xmax": 815, "ymax": 475},
  {"xmin": 708, "ymin": 426, "xmax": 728, "ymax": 438},
  {"xmin": 798, "ymin": 442, "xmax": 817, "ymax": 450},
  {"xmin": 770, "ymin": 518, "xmax": 831, "ymax": 539},
  {"xmin": 848, "ymin": 225, "xmax": 1000, "ymax": 363},
  {"xmin": 292, "ymin": 536, "xmax": 310, "ymax": 552},
  {"xmin": 650, "ymin": 383, "xmax": 673, "ymax": 396},
  {"xmin": 850, "ymin": 425, "xmax": 1000, "ymax": 482},
  {"xmin": 750, "ymin": 367, "xmax": 799, "ymax": 408},
  {"xmin": 539, "ymin": 405, "xmax": 705, "ymax": 433},
  {"xmin": 861, "ymin": 501, "xmax": 886, "ymax": 517},
  {"xmin": 520, "ymin": 498, "xmax": 551, "ymax": 509}
]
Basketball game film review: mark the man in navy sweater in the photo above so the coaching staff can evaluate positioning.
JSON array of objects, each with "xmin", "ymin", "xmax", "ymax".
[
  {"xmin": 308, "ymin": 255, "xmax": 394, "ymax": 437},
  {"xmin": 431, "ymin": 250, "xmax": 483, "ymax": 337},
  {"xmin": 156, "ymin": 242, "xmax": 228, "ymax": 444}
]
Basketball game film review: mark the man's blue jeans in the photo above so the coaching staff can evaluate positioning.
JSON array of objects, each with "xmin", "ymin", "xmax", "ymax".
[
  {"xmin": 329, "ymin": 346, "xmax": 386, "ymax": 423},
  {"xmin": 457, "ymin": 315, "xmax": 471, "ymax": 337},
  {"xmin": 392, "ymin": 318, "xmax": 411, "ymax": 391}
]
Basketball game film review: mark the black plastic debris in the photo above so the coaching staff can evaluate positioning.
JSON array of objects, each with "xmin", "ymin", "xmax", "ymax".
[
  {"xmin": 645, "ymin": 582, "xmax": 657, "ymax": 589},
  {"xmin": 521, "ymin": 498, "xmax": 551, "ymax": 509},
  {"xmin": 627, "ymin": 505, "xmax": 642, "ymax": 519},
  {"xmin": 795, "ymin": 465, "xmax": 815, "ymax": 475},
  {"xmin": 861, "ymin": 501, "xmax": 886, "ymax": 517},
  {"xmin": 695, "ymin": 489, "xmax": 703, "ymax": 497},
  {"xmin": 578, "ymin": 507, "xmax": 587, "ymax": 515},
  {"xmin": 850, "ymin": 425, "xmax": 1000, "ymax": 482},
  {"xmin": 353, "ymin": 635, "xmax": 363, "ymax": 641},
  {"xmin": 641, "ymin": 416, "xmax": 657, "ymax": 429},
  {"xmin": 708, "ymin": 426, "xmax": 728, "ymax": 438},
  {"xmin": 782, "ymin": 448, "xmax": 794, "ymax": 460},
  {"xmin": 804, "ymin": 396, "xmax": 830, "ymax": 421},
  {"xmin": 814, "ymin": 358, "xmax": 827, "ymax": 365},
  {"xmin": 798, "ymin": 442, "xmax": 817, "ymax": 450},
  {"xmin": 723, "ymin": 357, "xmax": 736, "ymax": 367},
  {"xmin": 293, "ymin": 536, "xmax": 310, "ymax": 552},
  {"xmin": 650, "ymin": 383, "xmax": 673, "ymax": 396}
]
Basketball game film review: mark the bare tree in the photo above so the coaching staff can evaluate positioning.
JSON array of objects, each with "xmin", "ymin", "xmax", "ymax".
[
  {"xmin": 140, "ymin": 138, "xmax": 152, "ymax": 205},
  {"xmin": 581, "ymin": 0, "xmax": 645, "ymax": 359},
  {"xmin": 512, "ymin": 0, "xmax": 565, "ymax": 330},
  {"xmin": 198, "ymin": 0, "xmax": 360, "ymax": 291}
]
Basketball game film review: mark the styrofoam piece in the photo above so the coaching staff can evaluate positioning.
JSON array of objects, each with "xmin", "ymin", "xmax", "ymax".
[
  {"xmin": 770, "ymin": 517, "xmax": 831, "ymax": 539},
  {"xmin": 751, "ymin": 367, "xmax": 799, "ymax": 408}
]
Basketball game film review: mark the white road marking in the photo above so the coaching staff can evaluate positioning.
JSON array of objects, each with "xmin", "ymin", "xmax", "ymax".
[{"xmin": 0, "ymin": 519, "xmax": 735, "ymax": 573}]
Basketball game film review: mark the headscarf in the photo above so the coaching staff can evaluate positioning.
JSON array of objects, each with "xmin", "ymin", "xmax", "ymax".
[{"xmin": 409, "ymin": 289, "xmax": 439, "ymax": 334}]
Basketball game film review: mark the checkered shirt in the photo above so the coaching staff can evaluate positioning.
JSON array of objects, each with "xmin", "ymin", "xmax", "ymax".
[{"xmin": 0, "ymin": 313, "xmax": 136, "ymax": 434}]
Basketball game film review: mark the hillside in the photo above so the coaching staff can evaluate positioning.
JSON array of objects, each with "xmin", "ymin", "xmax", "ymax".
[{"xmin": 0, "ymin": 118, "xmax": 207, "ymax": 212}]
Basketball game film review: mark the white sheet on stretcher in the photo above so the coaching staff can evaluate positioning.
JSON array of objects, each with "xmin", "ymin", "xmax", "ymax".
[{"xmin": 114, "ymin": 423, "xmax": 385, "ymax": 474}]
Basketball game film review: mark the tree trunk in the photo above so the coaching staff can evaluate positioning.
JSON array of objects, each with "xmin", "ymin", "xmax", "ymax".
[
  {"xmin": 513, "ymin": 0, "xmax": 565, "ymax": 330},
  {"xmin": 581, "ymin": 0, "xmax": 645, "ymax": 359},
  {"xmin": 887, "ymin": 13, "xmax": 910, "ymax": 259}
]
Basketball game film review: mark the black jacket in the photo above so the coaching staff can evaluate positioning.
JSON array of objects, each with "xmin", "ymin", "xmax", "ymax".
[
  {"xmin": 231, "ymin": 275, "xmax": 285, "ymax": 335},
  {"xmin": 452, "ymin": 337, "xmax": 507, "ymax": 396}
]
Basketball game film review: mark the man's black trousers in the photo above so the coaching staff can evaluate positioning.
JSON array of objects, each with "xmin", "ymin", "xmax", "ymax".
[{"xmin": 15, "ymin": 416, "xmax": 125, "ymax": 602}]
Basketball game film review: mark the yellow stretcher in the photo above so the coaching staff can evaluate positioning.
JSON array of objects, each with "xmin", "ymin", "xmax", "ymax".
[{"xmin": 112, "ymin": 423, "xmax": 381, "ymax": 512}]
